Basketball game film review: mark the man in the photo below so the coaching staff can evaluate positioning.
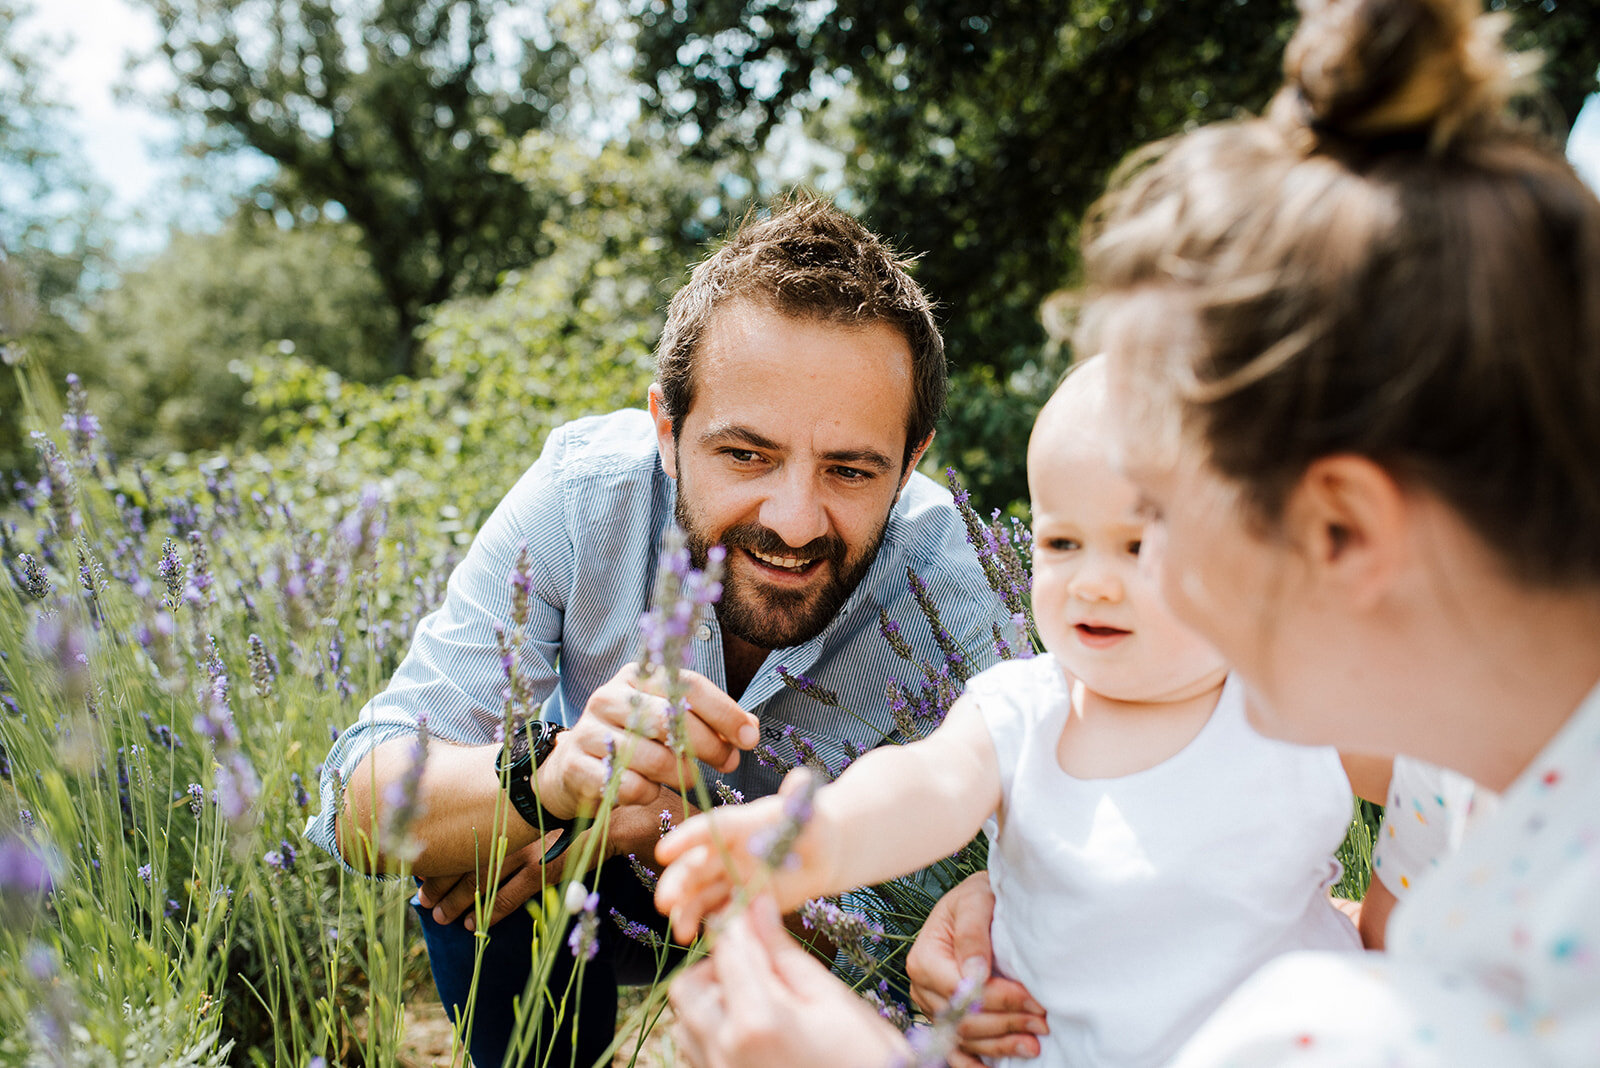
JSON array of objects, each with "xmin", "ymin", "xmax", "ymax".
[{"xmin": 304, "ymin": 198, "xmax": 1003, "ymax": 1066}]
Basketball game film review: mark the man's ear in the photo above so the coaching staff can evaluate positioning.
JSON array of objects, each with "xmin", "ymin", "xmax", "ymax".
[
  {"xmin": 1282, "ymin": 455, "xmax": 1407, "ymax": 611},
  {"xmin": 648, "ymin": 384, "xmax": 678, "ymax": 480},
  {"xmin": 898, "ymin": 432, "xmax": 935, "ymax": 494}
]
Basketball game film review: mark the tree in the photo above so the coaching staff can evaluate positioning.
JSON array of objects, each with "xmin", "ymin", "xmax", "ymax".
[
  {"xmin": 88, "ymin": 211, "xmax": 400, "ymax": 455},
  {"xmin": 134, "ymin": 0, "xmax": 583, "ymax": 377},
  {"xmin": 629, "ymin": 0, "xmax": 1600, "ymax": 507},
  {"xmin": 0, "ymin": 0, "xmax": 113, "ymax": 480}
]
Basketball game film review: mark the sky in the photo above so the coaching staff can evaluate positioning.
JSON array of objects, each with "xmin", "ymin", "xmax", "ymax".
[{"xmin": 24, "ymin": 0, "xmax": 1600, "ymax": 249}]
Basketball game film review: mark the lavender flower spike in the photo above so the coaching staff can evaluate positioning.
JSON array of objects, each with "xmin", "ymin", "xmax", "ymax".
[
  {"xmin": 747, "ymin": 769, "xmax": 821, "ymax": 871},
  {"xmin": 566, "ymin": 885, "xmax": 601, "ymax": 961}
]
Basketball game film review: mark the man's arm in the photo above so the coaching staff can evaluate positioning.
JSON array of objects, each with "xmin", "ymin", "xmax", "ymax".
[
  {"xmin": 654, "ymin": 694, "xmax": 1002, "ymax": 942},
  {"xmin": 337, "ymin": 663, "xmax": 759, "ymax": 877}
]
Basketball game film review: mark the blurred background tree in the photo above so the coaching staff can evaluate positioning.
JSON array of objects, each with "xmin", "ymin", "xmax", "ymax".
[
  {"xmin": 629, "ymin": 0, "xmax": 1600, "ymax": 506},
  {"xmin": 4, "ymin": 0, "xmax": 1598, "ymax": 511},
  {"xmin": 0, "ymin": 0, "xmax": 114, "ymax": 476},
  {"xmin": 130, "ymin": 0, "xmax": 585, "ymax": 377}
]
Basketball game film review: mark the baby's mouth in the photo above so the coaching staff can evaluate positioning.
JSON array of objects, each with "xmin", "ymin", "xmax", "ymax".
[{"xmin": 1076, "ymin": 623, "xmax": 1130, "ymax": 638}]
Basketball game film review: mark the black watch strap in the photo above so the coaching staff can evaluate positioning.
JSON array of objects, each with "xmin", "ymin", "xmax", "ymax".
[{"xmin": 497, "ymin": 719, "xmax": 578, "ymax": 862}]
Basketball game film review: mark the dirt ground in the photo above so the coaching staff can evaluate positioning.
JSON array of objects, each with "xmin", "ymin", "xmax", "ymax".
[{"xmin": 391, "ymin": 989, "xmax": 678, "ymax": 1068}]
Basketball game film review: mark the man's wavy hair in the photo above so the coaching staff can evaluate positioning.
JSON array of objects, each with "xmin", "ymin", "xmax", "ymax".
[{"xmin": 655, "ymin": 197, "xmax": 945, "ymax": 470}]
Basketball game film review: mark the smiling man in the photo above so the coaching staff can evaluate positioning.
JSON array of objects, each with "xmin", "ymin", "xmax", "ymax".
[{"xmin": 304, "ymin": 199, "xmax": 1005, "ymax": 1067}]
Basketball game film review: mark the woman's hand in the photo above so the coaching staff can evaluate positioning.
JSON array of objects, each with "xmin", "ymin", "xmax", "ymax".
[
  {"xmin": 669, "ymin": 895, "xmax": 910, "ymax": 1068},
  {"xmin": 907, "ymin": 871, "xmax": 1049, "ymax": 1065}
]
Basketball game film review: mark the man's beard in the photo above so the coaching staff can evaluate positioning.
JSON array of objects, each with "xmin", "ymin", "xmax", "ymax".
[{"xmin": 674, "ymin": 494, "xmax": 889, "ymax": 650}]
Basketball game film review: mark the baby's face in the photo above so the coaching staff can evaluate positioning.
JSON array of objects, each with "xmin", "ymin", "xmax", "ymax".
[{"xmin": 1029, "ymin": 435, "xmax": 1227, "ymax": 704}]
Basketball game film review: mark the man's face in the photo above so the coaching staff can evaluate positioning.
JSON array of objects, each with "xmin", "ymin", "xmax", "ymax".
[{"xmin": 651, "ymin": 300, "xmax": 924, "ymax": 650}]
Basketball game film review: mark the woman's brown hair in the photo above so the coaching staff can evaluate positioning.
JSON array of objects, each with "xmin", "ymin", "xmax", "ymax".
[{"xmin": 1081, "ymin": 0, "xmax": 1600, "ymax": 587}]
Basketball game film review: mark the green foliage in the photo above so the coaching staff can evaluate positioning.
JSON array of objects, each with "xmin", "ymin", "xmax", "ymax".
[
  {"xmin": 132, "ymin": 0, "xmax": 587, "ymax": 376},
  {"xmin": 0, "ymin": 0, "xmax": 115, "ymax": 481},
  {"xmin": 629, "ymin": 0, "xmax": 1600, "ymax": 508},
  {"xmin": 87, "ymin": 213, "xmax": 399, "ymax": 456}
]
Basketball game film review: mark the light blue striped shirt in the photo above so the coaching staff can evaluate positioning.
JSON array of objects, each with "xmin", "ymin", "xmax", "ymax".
[{"xmin": 305, "ymin": 408, "xmax": 1005, "ymax": 861}]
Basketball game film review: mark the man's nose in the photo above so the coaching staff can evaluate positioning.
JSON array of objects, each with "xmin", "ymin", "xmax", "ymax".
[{"xmin": 758, "ymin": 468, "xmax": 830, "ymax": 549}]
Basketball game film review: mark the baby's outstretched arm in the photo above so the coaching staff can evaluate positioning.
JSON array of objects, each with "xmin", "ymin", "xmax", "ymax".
[{"xmin": 655, "ymin": 694, "xmax": 1002, "ymax": 943}]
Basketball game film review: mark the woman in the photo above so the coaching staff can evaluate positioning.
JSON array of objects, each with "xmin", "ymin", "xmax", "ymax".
[{"xmin": 667, "ymin": 0, "xmax": 1600, "ymax": 1063}]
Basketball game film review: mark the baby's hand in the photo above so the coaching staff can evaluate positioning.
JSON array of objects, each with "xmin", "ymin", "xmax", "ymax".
[{"xmin": 655, "ymin": 768, "xmax": 831, "ymax": 943}]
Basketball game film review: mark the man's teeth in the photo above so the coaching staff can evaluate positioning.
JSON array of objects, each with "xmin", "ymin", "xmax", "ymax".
[{"xmin": 750, "ymin": 549, "xmax": 812, "ymax": 571}]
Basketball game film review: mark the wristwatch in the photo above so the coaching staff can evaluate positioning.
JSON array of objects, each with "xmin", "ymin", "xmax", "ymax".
[{"xmin": 497, "ymin": 719, "xmax": 579, "ymax": 862}]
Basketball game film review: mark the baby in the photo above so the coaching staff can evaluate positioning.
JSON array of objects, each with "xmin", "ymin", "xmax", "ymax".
[{"xmin": 655, "ymin": 357, "xmax": 1361, "ymax": 1068}]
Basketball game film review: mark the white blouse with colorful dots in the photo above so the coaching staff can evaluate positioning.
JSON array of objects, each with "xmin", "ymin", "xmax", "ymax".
[
  {"xmin": 1167, "ymin": 680, "xmax": 1600, "ymax": 1067},
  {"xmin": 1371, "ymin": 755, "xmax": 1499, "ymax": 899}
]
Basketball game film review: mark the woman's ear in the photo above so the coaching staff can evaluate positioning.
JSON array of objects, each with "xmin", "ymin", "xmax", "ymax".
[
  {"xmin": 648, "ymin": 384, "xmax": 678, "ymax": 480},
  {"xmin": 1283, "ymin": 455, "xmax": 1409, "ymax": 610}
]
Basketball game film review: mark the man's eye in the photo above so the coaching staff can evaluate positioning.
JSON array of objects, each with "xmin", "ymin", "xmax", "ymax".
[
  {"xmin": 834, "ymin": 467, "xmax": 870, "ymax": 482},
  {"xmin": 726, "ymin": 449, "xmax": 759, "ymax": 463}
]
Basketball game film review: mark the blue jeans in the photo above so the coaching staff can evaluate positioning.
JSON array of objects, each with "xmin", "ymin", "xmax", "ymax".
[{"xmin": 414, "ymin": 857, "xmax": 676, "ymax": 1068}]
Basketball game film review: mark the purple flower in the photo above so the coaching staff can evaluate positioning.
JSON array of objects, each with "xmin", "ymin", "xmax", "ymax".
[
  {"xmin": 381, "ymin": 714, "xmax": 430, "ymax": 858},
  {"xmin": 214, "ymin": 754, "xmax": 260, "ymax": 825},
  {"xmin": 748, "ymin": 769, "xmax": 820, "ymax": 871},
  {"xmin": 567, "ymin": 888, "xmax": 601, "ymax": 961},
  {"xmin": 713, "ymin": 781, "xmax": 745, "ymax": 807},
  {"xmin": 290, "ymin": 772, "xmax": 310, "ymax": 809},
  {"xmin": 508, "ymin": 544, "xmax": 535, "ymax": 628},
  {"xmin": 248, "ymin": 634, "xmax": 276, "ymax": 699},
  {"xmin": 156, "ymin": 539, "xmax": 185, "ymax": 610},
  {"xmin": 800, "ymin": 897, "xmax": 883, "ymax": 971},
  {"xmin": 186, "ymin": 783, "xmax": 205, "ymax": 817},
  {"xmin": 878, "ymin": 610, "xmax": 915, "ymax": 661},
  {"xmin": 0, "ymin": 834, "xmax": 53, "ymax": 897},
  {"xmin": 636, "ymin": 526, "xmax": 724, "ymax": 748},
  {"xmin": 15, "ymin": 553, "xmax": 49, "ymax": 600},
  {"xmin": 61, "ymin": 374, "xmax": 101, "ymax": 456},
  {"xmin": 897, "ymin": 972, "xmax": 984, "ymax": 1067},
  {"xmin": 264, "ymin": 840, "xmax": 297, "ymax": 873},
  {"xmin": 775, "ymin": 665, "xmax": 840, "ymax": 708},
  {"xmin": 137, "ymin": 863, "xmax": 152, "ymax": 884},
  {"xmin": 1011, "ymin": 612, "xmax": 1035, "ymax": 659},
  {"xmin": 609, "ymin": 907, "xmax": 665, "ymax": 949},
  {"xmin": 626, "ymin": 853, "xmax": 658, "ymax": 892}
]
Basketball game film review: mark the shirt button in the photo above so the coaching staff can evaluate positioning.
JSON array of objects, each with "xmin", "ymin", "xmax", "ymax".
[{"xmin": 695, "ymin": 623, "xmax": 713, "ymax": 641}]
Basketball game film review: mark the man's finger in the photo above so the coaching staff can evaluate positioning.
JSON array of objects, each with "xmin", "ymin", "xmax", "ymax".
[
  {"xmin": 633, "ymin": 669, "xmax": 759, "ymax": 751},
  {"xmin": 487, "ymin": 863, "xmax": 546, "ymax": 927},
  {"xmin": 432, "ymin": 872, "xmax": 480, "ymax": 927},
  {"xmin": 417, "ymin": 873, "xmax": 464, "ymax": 910}
]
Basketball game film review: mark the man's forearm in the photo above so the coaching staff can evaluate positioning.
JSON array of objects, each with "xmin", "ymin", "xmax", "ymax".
[{"xmin": 337, "ymin": 736, "xmax": 544, "ymax": 876}]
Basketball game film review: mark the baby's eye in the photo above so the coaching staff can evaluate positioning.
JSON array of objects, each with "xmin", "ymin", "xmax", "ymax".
[
  {"xmin": 1043, "ymin": 537, "xmax": 1080, "ymax": 552},
  {"xmin": 1127, "ymin": 540, "xmax": 1142, "ymax": 557}
]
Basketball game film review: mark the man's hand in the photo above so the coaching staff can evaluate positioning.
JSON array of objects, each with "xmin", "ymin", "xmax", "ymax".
[
  {"xmin": 537, "ymin": 664, "xmax": 759, "ymax": 821},
  {"xmin": 907, "ymin": 871, "xmax": 1049, "ymax": 1066},
  {"xmin": 417, "ymin": 835, "xmax": 568, "ymax": 931},
  {"xmin": 669, "ymin": 895, "xmax": 909, "ymax": 1068},
  {"xmin": 420, "ymin": 785, "xmax": 699, "ymax": 931}
]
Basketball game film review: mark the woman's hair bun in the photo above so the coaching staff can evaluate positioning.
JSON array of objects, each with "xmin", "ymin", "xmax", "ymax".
[{"xmin": 1275, "ymin": 0, "xmax": 1526, "ymax": 150}]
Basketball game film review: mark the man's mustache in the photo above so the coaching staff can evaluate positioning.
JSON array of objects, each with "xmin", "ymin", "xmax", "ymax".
[{"xmin": 719, "ymin": 523, "xmax": 846, "ymax": 566}]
